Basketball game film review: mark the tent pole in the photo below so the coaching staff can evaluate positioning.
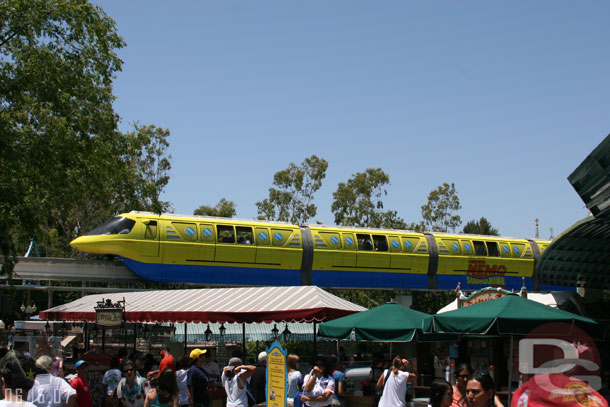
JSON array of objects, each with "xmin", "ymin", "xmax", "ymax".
[
  {"xmin": 507, "ymin": 336, "xmax": 514, "ymax": 406},
  {"xmin": 184, "ymin": 323, "xmax": 188, "ymax": 355},
  {"xmin": 313, "ymin": 321, "xmax": 317, "ymax": 354},
  {"xmin": 242, "ymin": 323, "xmax": 246, "ymax": 360}
]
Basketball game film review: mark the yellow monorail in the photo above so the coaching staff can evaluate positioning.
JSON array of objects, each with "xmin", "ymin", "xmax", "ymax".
[{"xmin": 70, "ymin": 211, "xmax": 566, "ymax": 291}]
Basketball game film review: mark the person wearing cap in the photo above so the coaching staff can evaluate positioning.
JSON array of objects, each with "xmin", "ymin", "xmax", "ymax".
[
  {"xmin": 249, "ymin": 352, "xmax": 267, "ymax": 405},
  {"xmin": 28, "ymin": 355, "xmax": 77, "ymax": 407},
  {"xmin": 148, "ymin": 348, "xmax": 175, "ymax": 381},
  {"xmin": 0, "ymin": 351, "xmax": 37, "ymax": 407},
  {"xmin": 187, "ymin": 349, "xmax": 210, "ymax": 407},
  {"xmin": 70, "ymin": 361, "xmax": 92, "ymax": 407},
  {"xmin": 116, "ymin": 360, "xmax": 150, "ymax": 407},
  {"xmin": 221, "ymin": 358, "xmax": 256, "ymax": 407}
]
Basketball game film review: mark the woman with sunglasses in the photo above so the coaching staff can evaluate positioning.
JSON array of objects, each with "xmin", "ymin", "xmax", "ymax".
[
  {"xmin": 452, "ymin": 363, "xmax": 472, "ymax": 407},
  {"xmin": 466, "ymin": 372, "xmax": 504, "ymax": 407},
  {"xmin": 116, "ymin": 360, "xmax": 151, "ymax": 407}
]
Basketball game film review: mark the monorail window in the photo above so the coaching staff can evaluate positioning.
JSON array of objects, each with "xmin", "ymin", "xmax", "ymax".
[
  {"xmin": 217, "ymin": 225, "xmax": 235, "ymax": 243},
  {"xmin": 473, "ymin": 241, "xmax": 487, "ymax": 256},
  {"xmin": 85, "ymin": 217, "xmax": 136, "ymax": 236},
  {"xmin": 236, "ymin": 227, "xmax": 253, "ymax": 245},
  {"xmin": 372, "ymin": 235, "xmax": 388, "ymax": 252},
  {"xmin": 357, "ymin": 234, "xmax": 373, "ymax": 251},
  {"xmin": 144, "ymin": 221, "xmax": 157, "ymax": 239},
  {"xmin": 486, "ymin": 242, "xmax": 500, "ymax": 257}
]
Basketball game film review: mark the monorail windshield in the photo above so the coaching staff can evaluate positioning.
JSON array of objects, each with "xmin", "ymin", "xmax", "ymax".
[{"xmin": 85, "ymin": 217, "xmax": 136, "ymax": 236}]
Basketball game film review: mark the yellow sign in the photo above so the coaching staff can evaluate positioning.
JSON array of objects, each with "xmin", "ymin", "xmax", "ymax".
[
  {"xmin": 96, "ymin": 309, "xmax": 123, "ymax": 327},
  {"xmin": 266, "ymin": 342, "xmax": 287, "ymax": 407}
]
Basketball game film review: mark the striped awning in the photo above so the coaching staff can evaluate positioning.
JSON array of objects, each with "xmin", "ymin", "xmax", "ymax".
[{"xmin": 40, "ymin": 286, "xmax": 366, "ymax": 323}]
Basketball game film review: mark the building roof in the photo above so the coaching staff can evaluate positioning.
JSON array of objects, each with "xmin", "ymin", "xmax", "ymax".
[
  {"xmin": 535, "ymin": 134, "xmax": 610, "ymax": 290},
  {"xmin": 39, "ymin": 286, "xmax": 366, "ymax": 323}
]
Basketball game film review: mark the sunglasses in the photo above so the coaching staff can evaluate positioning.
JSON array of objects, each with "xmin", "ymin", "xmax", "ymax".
[
  {"xmin": 457, "ymin": 374, "xmax": 470, "ymax": 379},
  {"xmin": 123, "ymin": 368, "xmax": 134, "ymax": 373},
  {"xmin": 466, "ymin": 389, "xmax": 482, "ymax": 396}
]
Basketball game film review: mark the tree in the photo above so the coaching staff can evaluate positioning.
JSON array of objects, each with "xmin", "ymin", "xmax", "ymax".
[
  {"xmin": 0, "ymin": 1, "xmax": 173, "ymax": 274},
  {"xmin": 331, "ymin": 168, "xmax": 408, "ymax": 228},
  {"xmin": 256, "ymin": 155, "xmax": 328, "ymax": 224},
  {"xmin": 462, "ymin": 217, "xmax": 499, "ymax": 235},
  {"xmin": 194, "ymin": 198, "xmax": 236, "ymax": 218},
  {"xmin": 420, "ymin": 182, "xmax": 462, "ymax": 232}
]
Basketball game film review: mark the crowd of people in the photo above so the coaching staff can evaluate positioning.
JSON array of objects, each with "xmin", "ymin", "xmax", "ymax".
[{"xmin": 1, "ymin": 343, "xmax": 507, "ymax": 407}]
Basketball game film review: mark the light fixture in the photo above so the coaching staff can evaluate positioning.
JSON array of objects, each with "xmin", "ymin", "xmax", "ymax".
[
  {"xmin": 20, "ymin": 303, "xmax": 26, "ymax": 313},
  {"xmin": 204, "ymin": 324, "xmax": 213, "ymax": 342},
  {"xmin": 282, "ymin": 324, "xmax": 291, "ymax": 342},
  {"xmin": 271, "ymin": 324, "xmax": 279, "ymax": 340},
  {"xmin": 219, "ymin": 323, "xmax": 226, "ymax": 337},
  {"xmin": 0, "ymin": 320, "xmax": 5, "ymax": 330},
  {"xmin": 31, "ymin": 303, "xmax": 36, "ymax": 313}
]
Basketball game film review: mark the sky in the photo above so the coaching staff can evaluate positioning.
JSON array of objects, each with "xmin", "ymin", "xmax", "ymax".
[{"xmin": 95, "ymin": 1, "xmax": 610, "ymax": 240}]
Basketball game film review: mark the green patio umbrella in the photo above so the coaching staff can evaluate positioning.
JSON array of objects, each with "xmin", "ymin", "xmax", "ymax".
[
  {"xmin": 422, "ymin": 294, "xmax": 601, "ymax": 337},
  {"xmin": 318, "ymin": 303, "xmax": 430, "ymax": 342},
  {"xmin": 422, "ymin": 294, "xmax": 602, "ymax": 406}
]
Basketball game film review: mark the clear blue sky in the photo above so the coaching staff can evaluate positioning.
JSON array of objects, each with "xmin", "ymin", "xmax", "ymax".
[{"xmin": 96, "ymin": 1, "xmax": 609, "ymax": 239}]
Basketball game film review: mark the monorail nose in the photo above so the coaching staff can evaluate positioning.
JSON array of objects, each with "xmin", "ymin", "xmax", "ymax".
[{"xmin": 70, "ymin": 235, "xmax": 106, "ymax": 254}]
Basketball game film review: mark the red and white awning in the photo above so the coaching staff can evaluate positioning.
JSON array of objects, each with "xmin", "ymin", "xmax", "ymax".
[{"xmin": 40, "ymin": 286, "xmax": 366, "ymax": 323}]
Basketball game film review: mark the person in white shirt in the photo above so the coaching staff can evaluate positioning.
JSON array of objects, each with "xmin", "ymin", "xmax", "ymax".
[
  {"xmin": 301, "ymin": 356, "xmax": 335, "ymax": 407},
  {"xmin": 376, "ymin": 356, "xmax": 416, "ymax": 407},
  {"xmin": 1, "ymin": 352, "xmax": 37, "ymax": 407},
  {"xmin": 175, "ymin": 356, "xmax": 189, "ymax": 407},
  {"xmin": 103, "ymin": 356, "xmax": 122, "ymax": 407},
  {"xmin": 221, "ymin": 358, "xmax": 255, "ymax": 407},
  {"xmin": 28, "ymin": 356, "xmax": 76, "ymax": 407}
]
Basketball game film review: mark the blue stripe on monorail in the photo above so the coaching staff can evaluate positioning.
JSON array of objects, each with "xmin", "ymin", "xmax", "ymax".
[{"xmin": 120, "ymin": 258, "xmax": 574, "ymax": 291}]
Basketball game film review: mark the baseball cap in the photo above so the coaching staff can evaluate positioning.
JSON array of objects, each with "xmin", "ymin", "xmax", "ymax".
[
  {"xmin": 189, "ymin": 348, "xmax": 207, "ymax": 359},
  {"xmin": 228, "ymin": 357, "xmax": 242, "ymax": 367},
  {"xmin": 75, "ymin": 360, "xmax": 88, "ymax": 369}
]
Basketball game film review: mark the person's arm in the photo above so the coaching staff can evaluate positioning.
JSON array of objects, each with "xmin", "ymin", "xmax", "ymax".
[
  {"xmin": 144, "ymin": 389, "xmax": 155, "ymax": 407},
  {"xmin": 305, "ymin": 367, "xmax": 322, "ymax": 393},
  {"xmin": 186, "ymin": 385, "xmax": 194, "ymax": 407},
  {"xmin": 376, "ymin": 370, "xmax": 386, "ymax": 389},
  {"xmin": 235, "ymin": 366, "xmax": 257, "ymax": 388},
  {"xmin": 337, "ymin": 380, "xmax": 348, "ymax": 397},
  {"xmin": 301, "ymin": 390, "xmax": 334, "ymax": 403},
  {"xmin": 494, "ymin": 394, "xmax": 504, "ymax": 407},
  {"xmin": 67, "ymin": 394, "xmax": 78, "ymax": 407}
]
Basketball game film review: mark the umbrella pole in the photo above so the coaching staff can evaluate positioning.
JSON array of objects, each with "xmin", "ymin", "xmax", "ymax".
[
  {"xmin": 242, "ymin": 323, "xmax": 246, "ymax": 360},
  {"xmin": 184, "ymin": 323, "xmax": 188, "ymax": 355},
  {"xmin": 507, "ymin": 336, "xmax": 514, "ymax": 406}
]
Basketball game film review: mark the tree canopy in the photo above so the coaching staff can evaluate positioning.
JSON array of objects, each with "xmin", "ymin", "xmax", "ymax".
[
  {"xmin": 331, "ymin": 168, "xmax": 408, "ymax": 229},
  {"xmin": 256, "ymin": 155, "xmax": 328, "ymax": 224},
  {"xmin": 462, "ymin": 217, "xmax": 499, "ymax": 235},
  {"xmin": 420, "ymin": 182, "xmax": 462, "ymax": 232},
  {"xmin": 194, "ymin": 198, "xmax": 236, "ymax": 218},
  {"xmin": 0, "ymin": 1, "xmax": 172, "ymax": 275}
]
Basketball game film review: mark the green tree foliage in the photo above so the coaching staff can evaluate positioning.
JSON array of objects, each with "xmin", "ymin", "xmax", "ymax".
[
  {"xmin": 194, "ymin": 198, "xmax": 236, "ymax": 218},
  {"xmin": 331, "ymin": 168, "xmax": 407, "ymax": 228},
  {"xmin": 0, "ymin": 1, "xmax": 172, "ymax": 275},
  {"xmin": 128, "ymin": 123, "xmax": 172, "ymax": 215},
  {"xmin": 420, "ymin": 182, "xmax": 462, "ymax": 232},
  {"xmin": 256, "ymin": 155, "xmax": 328, "ymax": 224},
  {"xmin": 462, "ymin": 217, "xmax": 499, "ymax": 236}
]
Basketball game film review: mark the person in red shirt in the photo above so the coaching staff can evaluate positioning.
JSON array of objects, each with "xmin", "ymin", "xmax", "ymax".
[
  {"xmin": 147, "ymin": 346, "xmax": 175, "ymax": 380},
  {"xmin": 71, "ymin": 360, "xmax": 93, "ymax": 407}
]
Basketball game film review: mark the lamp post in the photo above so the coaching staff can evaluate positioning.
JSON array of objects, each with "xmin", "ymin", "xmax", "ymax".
[
  {"xmin": 282, "ymin": 324, "xmax": 292, "ymax": 342},
  {"xmin": 204, "ymin": 324, "xmax": 213, "ymax": 342},
  {"xmin": 219, "ymin": 323, "xmax": 226, "ymax": 338},
  {"xmin": 271, "ymin": 324, "xmax": 279, "ymax": 341}
]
